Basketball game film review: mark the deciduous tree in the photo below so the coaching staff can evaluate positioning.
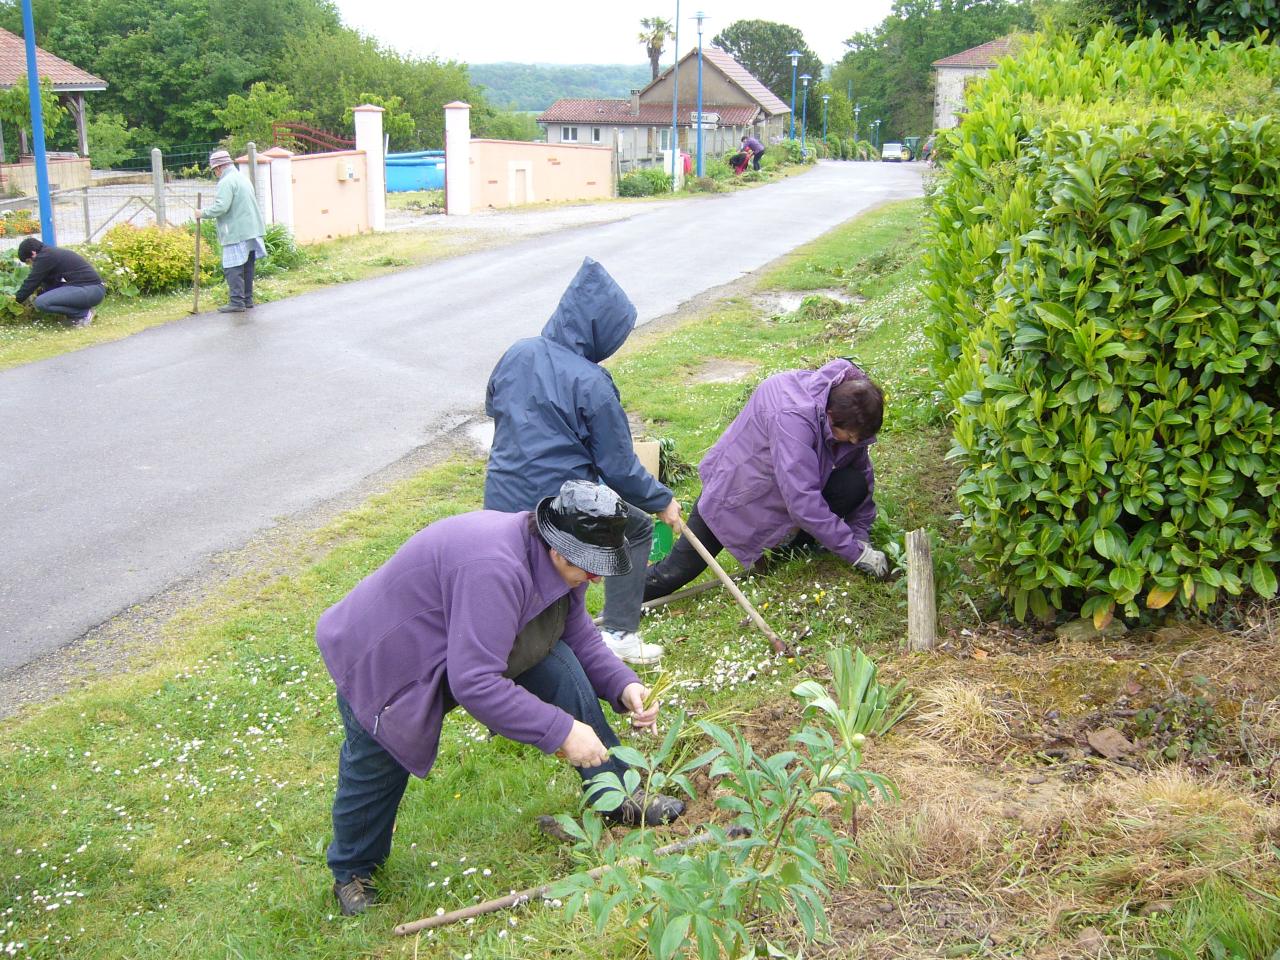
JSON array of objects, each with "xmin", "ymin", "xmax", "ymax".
[{"xmin": 710, "ymin": 20, "xmax": 822, "ymax": 105}]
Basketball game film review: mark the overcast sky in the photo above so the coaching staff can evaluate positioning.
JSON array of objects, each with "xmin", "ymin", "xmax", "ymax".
[{"xmin": 328, "ymin": 0, "xmax": 896, "ymax": 68}]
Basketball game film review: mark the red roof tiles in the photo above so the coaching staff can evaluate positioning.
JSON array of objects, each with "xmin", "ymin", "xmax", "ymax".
[
  {"xmin": 932, "ymin": 35, "xmax": 1019, "ymax": 69},
  {"xmin": 0, "ymin": 27, "xmax": 106, "ymax": 91},
  {"xmin": 699, "ymin": 47, "xmax": 789, "ymax": 116},
  {"xmin": 538, "ymin": 100, "xmax": 760, "ymax": 127}
]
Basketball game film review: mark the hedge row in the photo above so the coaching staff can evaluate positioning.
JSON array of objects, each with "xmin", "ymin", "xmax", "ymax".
[{"xmin": 926, "ymin": 28, "xmax": 1280, "ymax": 623}]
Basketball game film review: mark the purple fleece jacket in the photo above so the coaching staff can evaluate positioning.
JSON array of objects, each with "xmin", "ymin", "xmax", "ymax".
[
  {"xmin": 315, "ymin": 510, "xmax": 639, "ymax": 777},
  {"xmin": 697, "ymin": 359, "xmax": 877, "ymax": 567}
]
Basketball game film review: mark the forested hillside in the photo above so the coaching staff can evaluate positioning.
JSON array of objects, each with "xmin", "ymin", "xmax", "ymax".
[
  {"xmin": 0, "ymin": 0, "xmax": 506, "ymax": 159},
  {"xmin": 470, "ymin": 63, "xmax": 652, "ymax": 111}
]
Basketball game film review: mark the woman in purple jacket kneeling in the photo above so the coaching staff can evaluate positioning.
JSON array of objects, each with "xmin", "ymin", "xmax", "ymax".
[
  {"xmin": 317, "ymin": 480, "xmax": 684, "ymax": 917},
  {"xmin": 645, "ymin": 359, "xmax": 889, "ymax": 601}
]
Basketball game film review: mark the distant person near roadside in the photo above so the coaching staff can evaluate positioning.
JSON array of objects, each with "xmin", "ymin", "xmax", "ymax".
[
  {"xmin": 13, "ymin": 238, "xmax": 105, "ymax": 327},
  {"xmin": 741, "ymin": 135, "xmax": 765, "ymax": 171},
  {"xmin": 196, "ymin": 149, "xmax": 266, "ymax": 314}
]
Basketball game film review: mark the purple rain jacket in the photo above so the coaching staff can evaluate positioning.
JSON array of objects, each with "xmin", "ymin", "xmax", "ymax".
[
  {"xmin": 697, "ymin": 358, "xmax": 878, "ymax": 567},
  {"xmin": 315, "ymin": 510, "xmax": 639, "ymax": 777}
]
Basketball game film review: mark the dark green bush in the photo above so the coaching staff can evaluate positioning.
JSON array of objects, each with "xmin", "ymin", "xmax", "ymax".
[
  {"xmin": 618, "ymin": 168, "xmax": 673, "ymax": 197},
  {"xmin": 927, "ymin": 28, "xmax": 1280, "ymax": 623}
]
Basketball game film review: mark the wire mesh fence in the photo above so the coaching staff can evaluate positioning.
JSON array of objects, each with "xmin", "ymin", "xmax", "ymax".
[
  {"xmin": 116, "ymin": 143, "xmax": 222, "ymax": 175},
  {"xmin": 0, "ymin": 179, "xmax": 215, "ymax": 252}
]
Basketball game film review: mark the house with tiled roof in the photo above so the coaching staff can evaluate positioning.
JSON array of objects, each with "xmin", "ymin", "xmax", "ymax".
[
  {"xmin": 932, "ymin": 35, "xmax": 1020, "ymax": 130},
  {"xmin": 537, "ymin": 46, "xmax": 790, "ymax": 173},
  {"xmin": 0, "ymin": 27, "xmax": 107, "ymax": 159}
]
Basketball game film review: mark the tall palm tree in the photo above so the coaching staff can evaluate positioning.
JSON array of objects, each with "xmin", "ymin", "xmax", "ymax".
[{"xmin": 639, "ymin": 16, "xmax": 674, "ymax": 81}]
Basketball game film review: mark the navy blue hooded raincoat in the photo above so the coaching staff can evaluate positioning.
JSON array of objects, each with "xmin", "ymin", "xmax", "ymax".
[{"xmin": 484, "ymin": 258, "xmax": 672, "ymax": 513}]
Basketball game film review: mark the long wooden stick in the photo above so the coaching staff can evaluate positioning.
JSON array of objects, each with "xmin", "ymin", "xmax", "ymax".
[
  {"xmin": 394, "ymin": 827, "xmax": 748, "ymax": 936},
  {"xmin": 592, "ymin": 576, "xmax": 745, "ymax": 626},
  {"xmin": 675, "ymin": 522, "xmax": 787, "ymax": 655},
  {"xmin": 191, "ymin": 193, "xmax": 202, "ymax": 314}
]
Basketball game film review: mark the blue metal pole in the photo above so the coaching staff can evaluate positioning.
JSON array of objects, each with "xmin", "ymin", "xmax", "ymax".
[
  {"xmin": 800, "ymin": 76, "xmax": 810, "ymax": 157},
  {"xmin": 670, "ymin": 0, "xmax": 680, "ymax": 189},
  {"xmin": 695, "ymin": 12, "xmax": 704, "ymax": 177},
  {"xmin": 21, "ymin": 0, "xmax": 54, "ymax": 244}
]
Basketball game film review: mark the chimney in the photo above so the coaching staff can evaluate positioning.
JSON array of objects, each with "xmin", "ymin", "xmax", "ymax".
[{"xmin": 630, "ymin": 89, "xmax": 640, "ymax": 116}]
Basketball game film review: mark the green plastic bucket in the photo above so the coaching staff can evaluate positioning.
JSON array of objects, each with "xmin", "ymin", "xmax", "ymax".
[{"xmin": 649, "ymin": 521, "xmax": 674, "ymax": 564}]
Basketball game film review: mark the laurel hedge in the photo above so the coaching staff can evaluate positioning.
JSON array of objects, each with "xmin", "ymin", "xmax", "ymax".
[{"xmin": 926, "ymin": 28, "xmax": 1280, "ymax": 624}]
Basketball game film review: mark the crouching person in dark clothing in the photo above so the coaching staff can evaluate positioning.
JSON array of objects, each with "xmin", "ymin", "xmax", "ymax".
[
  {"xmin": 317, "ymin": 480, "xmax": 684, "ymax": 917},
  {"xmin": 14, "ymin": 238, "xmax": 106, "ymax": 327},
  {"xmin": 645, "ymin": 359, "xmax": 889, "ymax": 601}
]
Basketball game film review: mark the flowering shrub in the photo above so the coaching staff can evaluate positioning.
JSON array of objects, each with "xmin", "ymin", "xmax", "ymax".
[
  {"xmin": 94, "ymin": 225, "xmax": 205, "ymax": 295},
  {"xmin": 619, "ymin": 168, "xmax": 673, "ymax": 197}
]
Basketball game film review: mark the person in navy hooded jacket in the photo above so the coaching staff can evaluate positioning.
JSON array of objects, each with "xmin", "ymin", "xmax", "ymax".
[
  {"xmin": 317, "ymin": 481, "xmax": 684, "ymax": 916},
  {"xmin": 484, "ymin": 258, "xmax": 681, "ymax": 665}
]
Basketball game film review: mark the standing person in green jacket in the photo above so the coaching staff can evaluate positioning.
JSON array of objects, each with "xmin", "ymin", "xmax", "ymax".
[{"xmin": 196, "ymin": 149, "xmax": 266, "ymax": 314}]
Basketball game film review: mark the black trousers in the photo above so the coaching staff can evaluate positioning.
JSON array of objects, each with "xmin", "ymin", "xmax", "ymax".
[{"xmin": 643, "ymin": 462, "xmax": 868, "ymax": 600}]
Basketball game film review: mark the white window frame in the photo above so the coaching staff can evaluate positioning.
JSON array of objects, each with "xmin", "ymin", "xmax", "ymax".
[
  {"xmin": 592, "ymin": 127, "xmax": 602, "ymax": 144},
  {"xmin": 561, "ymin": 126, "xmax": 579, "ymax": 142},
  {"xmin": 659, "ymin": 127, "xmax": 672, "ymax": 150}
]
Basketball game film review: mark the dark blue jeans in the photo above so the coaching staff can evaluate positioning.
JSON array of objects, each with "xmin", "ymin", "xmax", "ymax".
[
  {"xmin": 34, "ymin": 283, "xmax": 105, "ymax": 321},
  {"xmin": 327, "ymin": 641, "xmax": 630, "ymax": 884}
]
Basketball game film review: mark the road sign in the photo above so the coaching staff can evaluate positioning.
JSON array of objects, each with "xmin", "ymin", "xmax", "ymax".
[{"xmin": 689, "ymin": 111, "xmax": 720, "ymax": 125}]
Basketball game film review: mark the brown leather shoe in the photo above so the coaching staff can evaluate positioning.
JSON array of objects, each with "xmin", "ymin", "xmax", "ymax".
[{"xmin": 333, "ymin": 875, "xmax": 377, "ymax": 916}]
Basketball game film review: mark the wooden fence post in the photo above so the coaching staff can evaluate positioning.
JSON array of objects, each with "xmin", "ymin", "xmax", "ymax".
[{"xmin": 906, "ymin": 528, "xmax": 936, "ymax": 652}]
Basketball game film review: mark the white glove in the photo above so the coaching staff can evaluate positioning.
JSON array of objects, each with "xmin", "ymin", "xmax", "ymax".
[{"xmin": 854, "ymin": 544, "xmax": 888, "ymax": 579}]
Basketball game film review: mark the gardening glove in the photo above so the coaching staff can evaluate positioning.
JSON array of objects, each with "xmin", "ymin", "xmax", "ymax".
[{"xmin": 854, "ymin": 544, "xmax": 889, "ymax": 579}]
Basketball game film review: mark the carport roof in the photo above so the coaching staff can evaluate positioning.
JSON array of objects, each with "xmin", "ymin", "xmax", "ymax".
[{"xmin": 0, "ymin": 27, "xmax": 107, "ymax": 92}]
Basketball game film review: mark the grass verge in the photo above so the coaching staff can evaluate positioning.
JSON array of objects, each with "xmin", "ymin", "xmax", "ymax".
[{"xmin": 2, "ymin": 198, "xmax": 1276, "ymax": 960}]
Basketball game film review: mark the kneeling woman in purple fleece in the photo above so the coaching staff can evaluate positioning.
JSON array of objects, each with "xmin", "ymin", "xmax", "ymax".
[
  {"xmin": 645, "ymin": 358, "xmax": 889, "ymax": 600},
  {"xmin": 317, "ymin": 480, "xmax": 684, "ymax": 917}
]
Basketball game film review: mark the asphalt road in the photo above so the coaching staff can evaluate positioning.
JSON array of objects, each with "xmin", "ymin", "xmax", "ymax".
[{"xmin": 0, "ymin": 161, "xmax": 922, "ymax": 674}]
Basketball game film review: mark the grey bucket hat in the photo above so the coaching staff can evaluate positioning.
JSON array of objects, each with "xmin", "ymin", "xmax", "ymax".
[
  {"xmin": 535, "ymin": 480, "xmax": 631, "ymax": 577},
  {"xmin": 208, "ymin": 149, "xmax": 233, "ymax": 169}
]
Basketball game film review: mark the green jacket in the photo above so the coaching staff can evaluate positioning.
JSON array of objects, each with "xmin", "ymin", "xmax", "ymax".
[{"xmin": 203, "ymin": 168, "xmax": 266, "ymax": 246}]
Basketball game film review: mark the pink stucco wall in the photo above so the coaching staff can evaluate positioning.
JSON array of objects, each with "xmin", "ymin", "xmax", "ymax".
[
  {"xmin": 468, "ymin": 139, "xmax": 612, "ymax": 209},
  {"xmin": 289, "ymin": 150, "xmax": 369, "ymax": 243}
]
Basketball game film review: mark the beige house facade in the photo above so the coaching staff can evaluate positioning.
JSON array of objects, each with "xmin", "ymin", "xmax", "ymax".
[
  {"xmin": 538, "ymin": 47, "xmax": 790, "ymax": 173},
  {"xmin": 932, "ymin": 36, "xmax": 1019, "ymax": 131}
]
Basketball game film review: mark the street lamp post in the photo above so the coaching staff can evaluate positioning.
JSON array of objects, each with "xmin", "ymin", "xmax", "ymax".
[
  {"xmin": 872, "ymin": 119, "xmax": 881, "ymax": 150},
  {"xmin": 854, "ymin": 103, "xmax": 861, "ymax": 145},
  {"xmin": 799, "ymin": 74, "xmax": 811, "ymax": 157},
  {"xmin": 788, "ymin": 50, "xmax": 800, "ymax": 141},
  {"xmin": 694, "ymin": 10, "xmax": 706, "ymax": 177},
  {"xmin": 821, "ymin": 94, "xmax": 830, "ymax": 146}
]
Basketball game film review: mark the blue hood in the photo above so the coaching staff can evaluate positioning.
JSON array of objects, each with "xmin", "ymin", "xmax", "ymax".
[{"xmin": 541, "ymin": 257, "xmax": 637, "ymax": 362}]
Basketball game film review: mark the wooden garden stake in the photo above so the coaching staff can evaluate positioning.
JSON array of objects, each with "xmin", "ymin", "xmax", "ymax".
[
  {"xmin": 191, "ymin": 193, "xmax": 202, "ymax": 314},
  {"xmin": 393, "ymin": 827, "xmax": 748, "ymax": 936},
  {"xmin": 906, "ymin": 528, "xmax": 936, "ymax": 651}
]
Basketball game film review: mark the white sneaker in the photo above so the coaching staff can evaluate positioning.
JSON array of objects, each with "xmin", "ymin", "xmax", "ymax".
[{"xmin": 600, "ymin": 629, "xmax": 663, "ymax": 665}]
